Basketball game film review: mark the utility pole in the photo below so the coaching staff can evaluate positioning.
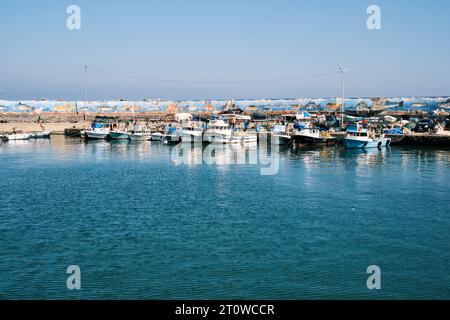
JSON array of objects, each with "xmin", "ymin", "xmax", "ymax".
[
  {"xmin": 338, "ymin": 67, "xmax": 347, "ymax": 128},
  {"xmin": 84, "ymin": 64, "xmax": 88, "ymax": 110}
]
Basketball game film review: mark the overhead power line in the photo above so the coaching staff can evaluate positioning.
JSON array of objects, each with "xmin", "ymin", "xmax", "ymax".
[{"xmin": 87, "ymin": 66, "xmax": 340, "ymax": 85}]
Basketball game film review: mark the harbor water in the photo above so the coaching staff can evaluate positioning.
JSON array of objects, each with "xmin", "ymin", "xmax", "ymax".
[{"xmin": 0, "ymin": 136, "xmax": 449, "ymax": 299}]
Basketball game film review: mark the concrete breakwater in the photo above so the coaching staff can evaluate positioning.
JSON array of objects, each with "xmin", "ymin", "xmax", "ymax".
[
  {"xmin": 0, "ymin": 111, "xmax": 291, "ymax": 135},
  {"xmin": 387, "ymin": 133, "xmax": 450, "ymax": 146},
  {"xmin": 0, "ymin": 112, "xmax": 187, "ymax": 134}
]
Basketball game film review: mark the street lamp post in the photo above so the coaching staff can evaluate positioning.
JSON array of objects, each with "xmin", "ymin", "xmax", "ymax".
[
  {"xmin": 338, "ymin": 67, "xmax": 347, "ymax": 129},
  {"xmin": 84, "ymin": 64, "xmax": 88, "ymax": 110}
]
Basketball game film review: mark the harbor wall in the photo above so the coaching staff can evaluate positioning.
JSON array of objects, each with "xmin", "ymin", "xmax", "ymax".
[
  {"xmin": 0, "ymin": 111, "xmax": 293, "ymax": 134},
  {"xmin": 388, "ymin": 133, "xmax": 450, "ymax": 146}
]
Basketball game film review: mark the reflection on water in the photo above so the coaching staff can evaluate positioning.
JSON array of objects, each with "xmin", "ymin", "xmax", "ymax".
[
  {"xmin": 2, "ymin": 136, "xmax": 450, "ymax": 169},
  {"xmin": 1, "ymin": 136, "xmax": 450, "ymax": 299}
]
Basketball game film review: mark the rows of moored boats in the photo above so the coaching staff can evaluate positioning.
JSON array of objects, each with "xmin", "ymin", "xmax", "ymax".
[
  {"xmin": 79, "ymin": 118, "xmax": 392, "ymax": 149},
  {"xmin": 1, "ymin": 119, "xmax": 393, "ymax": 150},
  {"xmin": 81, "ymin": 120, "xmax": 259, "ymax": 145}
]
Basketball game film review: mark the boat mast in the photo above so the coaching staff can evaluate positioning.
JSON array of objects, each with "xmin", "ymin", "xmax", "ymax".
[{"xmin": 339, "ymin": 67, "xmax": 347, "ymax": 128}]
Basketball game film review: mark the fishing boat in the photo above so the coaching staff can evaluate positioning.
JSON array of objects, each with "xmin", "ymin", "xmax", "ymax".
[
  {"xmin": 180, "ymin": 122, "xmax": 204, "ymax": 143},
  {"xmin": 109, "ymin": 130, "xmax": 129, "ymax": 140},
  {"xmin": 343, "ymin": 123, "xmax": 391, "ymax": 149},
  {"xmin": 150, "ymin": 132, "xmax": 164, "ymax": 141},
  {"xmin": 271, "ymin": 125, "xmax": 291, "ymax": 145},
  {"xmin": 6, "ymin": 133, "xmax": 31, "ymax": 141},
  {"xmin": 163, "ymin": 127, "xmax": 181, "ymax": 145},
  {"xmin": 128, "ymin": 125, "xmax": 152, "ymax": 141},
  {"xmin": 86, "ymin": 129, "xmax": 109, "ymax": 140},
  {"xmin": 240, "ymin": 132, "xmax": 257, "ymax": 144},
  {"xmin": 85, "ymin": 123, "xmax": 110, "ymax": 140},
  {"xmin": 203, "ymin": 120, "xmax": 233, "ymax": 144},
  {"xmin": 30, "ymin": 131, "xmax": 51, "ymax": 139},
  {"xmin": 294, "ymin": 126, "xmax": 336, "ymax": 147},
  {"xmin": 231, "ymin": 131, "xmax": 257, "ymax": 145},
  {"xmin": 128, "ymin": 132, "xmax": 151, "ymax": 141}
]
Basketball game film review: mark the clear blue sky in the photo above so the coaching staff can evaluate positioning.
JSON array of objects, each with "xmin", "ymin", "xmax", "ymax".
[{"xmin": 0, "ymin": 0, "xmax": 449, "ymax": 100}]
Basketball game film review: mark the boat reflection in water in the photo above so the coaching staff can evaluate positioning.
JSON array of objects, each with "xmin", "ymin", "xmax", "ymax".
[{"xmin": 169, "ymin": 140, "xmax": 286, "ymax": 166}]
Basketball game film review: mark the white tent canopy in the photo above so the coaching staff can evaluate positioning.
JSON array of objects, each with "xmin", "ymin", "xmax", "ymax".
[{"xmin": 174, "ymin": 113, "xmax": 193, "ymax": 122}]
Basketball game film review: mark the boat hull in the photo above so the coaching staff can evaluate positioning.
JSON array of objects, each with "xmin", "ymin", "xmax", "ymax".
[
  {"xmin": 7, "ymin": 134, "xmax": 31, "ymax": 141},
  {"xmin": 129, "ymin": 133, "xmax": 151, "ymax": 141},
  {"xmin": 203, "ymin": 133, "xmax": 233, "ymax": 144},
  {"xmin": 109, "ymin": 132, "xmax": 129, "ymax": 140},
  {"xmin": 344, "ymin": 137, "xmax": 391, "ymax": 149},
  {"xmin": 150, "ymin": 133, "xmax": 164, "ymax": 141},
  {"xmin": 30, "ymin": 132, "xmax": 51, "ymax": 139},
  {"xmin": 240, "ymin": 134, "xmax": 257, "ymax": 145},
  {"xmin": 181, "ymin": 132, "xmax": 203, "ymax": 143},
  {"xmin": 271, "ymin": 134, "xmax": 291, "ymax": 145},
  {"xmin": 86, "ymin": 131, "xmax": 109, "ymax": 139},
  {"xmin": 163, "ymin": 134, "xmax": 181, "ymax": 145},
  {"xmin": 294, "ymin": 135, "xmax": 337, "ymax": 147}
]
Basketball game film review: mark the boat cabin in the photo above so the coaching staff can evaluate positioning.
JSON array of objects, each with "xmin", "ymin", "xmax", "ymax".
[
  {"xmin": 272, "ymin": 125, "xmax": 287, "ymax": 133},
  {"xmin": 346, "ymin": 123, "xmax": 371, "ymax": 137},
  {"xmin": 207, "ymin": 120, "xmax": 230, "ymax": 130}
]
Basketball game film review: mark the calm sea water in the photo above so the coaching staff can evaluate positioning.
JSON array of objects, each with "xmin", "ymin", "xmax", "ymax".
[{"xmin": 0, "ymin": 136, "xmax": 449, "ymax": 300}]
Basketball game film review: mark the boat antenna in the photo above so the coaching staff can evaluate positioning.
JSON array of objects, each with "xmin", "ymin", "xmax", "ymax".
[{"xmin": 338, "ymin": 67, "xmax": 348, "ymax": 128}]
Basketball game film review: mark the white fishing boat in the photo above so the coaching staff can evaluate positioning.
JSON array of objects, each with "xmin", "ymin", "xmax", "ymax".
[
  {"xmin": 128, "ymin": 125, "xmax": 151, "ymax": 141},
  {"xmin": 241, "ymin": 133, "xmax": 257, "ymax": 144},
  {"xmin": 271, "ymin": 125, "xmax": 291, "ymax": 145},
  {"xmin": 30, "ymin": 131, "xmax": 51, "ymax": 139},
  {"xmin": 344, "ymin": 123, "xmax": 391, "ymax": 149},
  {"xmin": 181, "ymin": 127, "xmax": 204, "ymax": 143},
  {"xmin": 6, "ymin": 133, "xmax": 31, "ymax": 141},
  {"xmin": 85, "ymin": 128, "xmax": 110, "ymax": 139},
  {"xmin": 128, "ymin": 132, "xmax": 151, "ymax": 141},
  {"xmin": 150, "ymin": 132, "xmax": 164, "ymax": 141},
  {"xmin": 85, "ymin": 122, "xmax": 110, "ymax": 139},
  {"xmin": 180, "ymin": 122, "xmax": 204, "ymax": 143},
  {"xmin": 232, "ymin": 131, "xmax": 257, "ymax": 145},
  {"xmin": 203, "ymin": 120, "xmax": 233, "ymax": 144}
]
